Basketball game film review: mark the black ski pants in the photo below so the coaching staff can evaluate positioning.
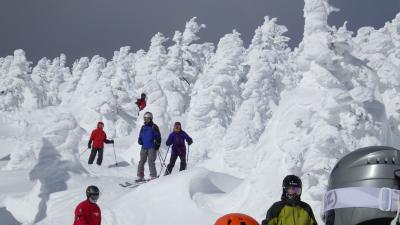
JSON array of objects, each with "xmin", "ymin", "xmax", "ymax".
[
  {"xmin": 88, "ymin": 148, "xmax": 104, "ymax": 165},
  {"xmin": 165, "ymin": 152, "xmax": 186, "ymax": 175}
]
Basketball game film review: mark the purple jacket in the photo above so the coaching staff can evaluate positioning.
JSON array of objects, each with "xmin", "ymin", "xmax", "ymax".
[{"xmin": 166, "ymin": 130, "xmax": 193, "ymax": 154}]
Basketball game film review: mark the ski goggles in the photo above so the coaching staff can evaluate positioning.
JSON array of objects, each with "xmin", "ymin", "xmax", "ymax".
[
  {"xmin": 89, "ymin": 193, "xmax": 100, "ymax": 202},
  {"xmin": 287, "ymin": 186, "xmax": 302, "ymax": 195},
  {"xmin": 144, "ymin": 116, "xmax": 152, "ymax": 120},
  {"xmin": 322, "ymin": 187, "xmax": 400, "ymax": 213}
]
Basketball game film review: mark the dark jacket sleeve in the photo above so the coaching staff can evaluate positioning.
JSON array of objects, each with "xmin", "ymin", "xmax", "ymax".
[
  {"xmin": 138, "ymin": 126, "xmax": 143, "ymax": 145},
  {"xmin": 261, "ymin": 207, "xmax": 276, "ymax": 225},
  {"xmin": 261, "ymin": 202, "xmax": 284, "ymax": 225},
  {"xmin": 88, "ymin": 131, "xmax": 93, "ymax": 148},
  {"xmin": 166, "ymin": 133, "xmax": 174, "ymax": 146},
  {"xmin": 182, "ymin": 131, "xmax": 193, "ymax": 145},
  {"xmin": 153, "ymin": 124, "xmax": 161, "ymax": 149},
  {"xmin": 303, "ymin": 203, "xmax": 318, "ymax": 225}
]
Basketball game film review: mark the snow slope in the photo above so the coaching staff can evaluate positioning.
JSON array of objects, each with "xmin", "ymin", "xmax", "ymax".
[{"xmin": 1, "ymin": 0, "xmax": 400, "ymax": 224}]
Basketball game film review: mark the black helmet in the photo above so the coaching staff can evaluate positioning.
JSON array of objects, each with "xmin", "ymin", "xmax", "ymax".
[
  {"xmin": 141, "ymin": 93, "xmax": 146, "ymax": 99},
  {"xmin": 282, "ymin": 175, "xmax": 302, "ymax": 200},
  {"xmin": 86, "ymin": 185, "xmax": 100, "ymax": 203},
  {"xmin": 283, "ymin": 174, "xmax": 302, "ymax": 188}
]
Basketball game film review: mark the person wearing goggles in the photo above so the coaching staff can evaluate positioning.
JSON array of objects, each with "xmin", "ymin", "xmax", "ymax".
[
  {"xmin": 73, "ymin": 185, "xmax": 101, "ymax": 225},
  {"xmin": 261, "ymin": 175, "xmax": 317, "ymax": 225}
]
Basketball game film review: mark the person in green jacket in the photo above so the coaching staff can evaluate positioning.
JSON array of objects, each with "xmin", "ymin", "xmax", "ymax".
[{"xmin": 261, "ymin": 175, "xmax": 318, "ymax": 225}]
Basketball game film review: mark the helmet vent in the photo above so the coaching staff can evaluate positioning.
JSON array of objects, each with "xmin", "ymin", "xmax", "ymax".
[
  {"xmin": 393, "ymin": 157, "xmax": 396, "ymax": 164},
  {"xmin": 384, "ymin": 157, "xmax": 388, "ymax": 163}
]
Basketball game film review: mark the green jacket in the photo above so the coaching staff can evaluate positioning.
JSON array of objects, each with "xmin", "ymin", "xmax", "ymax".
[{"xmin": 261, "ymin": 199, "xmax": 317, "ymax": 225}]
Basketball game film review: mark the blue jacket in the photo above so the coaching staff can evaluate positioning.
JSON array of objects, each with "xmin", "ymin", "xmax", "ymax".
[
  {"xmin": 138, "ymin": 122, "xmax": 161, "ymax": 149},
  {"xmin": 166, "ymin": 130, "xmax": 193, "ymax": 154}
]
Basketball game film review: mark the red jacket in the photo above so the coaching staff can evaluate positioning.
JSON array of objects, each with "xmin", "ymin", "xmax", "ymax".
[
  {"xmin": 73, "ymin": 200, "xmax": 101, "ymax": 225},
  {"xmin": 90, "ymin": 128, "xmax": 107, "ymax": 149},
  {"xmin": 136, "ymin": 98, "xmax": 146, "ymax": 111}
]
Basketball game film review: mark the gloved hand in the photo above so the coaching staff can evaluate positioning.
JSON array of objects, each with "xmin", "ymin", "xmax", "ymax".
[
  {"xmin": 110, "ymin": 139, "xmax": 114, "ymax": 144},
  {"xmin": 88, "ymin": 143, "xmax": 91, "ymax": 149},
  {"xmin": 188, "ymin": 140, "xmax": 193, "ymax": 146},
  {"xmin": 154, "ymin": 140, "xmax": 161, "ymax": 150}
]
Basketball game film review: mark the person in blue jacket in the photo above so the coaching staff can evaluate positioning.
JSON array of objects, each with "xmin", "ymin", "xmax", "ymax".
[
  {"xmin": 164, "ymin": 122, "xmax": 193, "ymax": 175},
  {"xmin": 136, "ymin": 112, "xmax": 161, "ymax": 182}
]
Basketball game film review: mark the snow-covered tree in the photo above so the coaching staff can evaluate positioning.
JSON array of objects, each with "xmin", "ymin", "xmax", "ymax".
[
  {"xmin": 159, "ymin": 17, "xmax": 211, "ymax": 118},
  {"xmin": 0, "ymin": 50, "xmax": 38, "ymax": 110},
  {"xmin": 219, "ymin": 17, "xmax": 292, "ymax": 175},
  {"xmin": 59, "ymin": 57, "xmax": 90, "ymax": 103},
  {"xmin": 187, "ymin": 30, "xmax": 245, "ymax": 163},
  {"xmin": 69, "ymin": 55, "xmax": 107, "ymax": 132},
  {"xmin": 234, "ymin": 0, "xmax": 390, "ymax": 218},
  {"xmin": 353, "ymin": 14, "xmax": 400, "ymax": 148},
  {"xmin": 31, "ymin": 54, "xmax": 71, "ymax": 107}
]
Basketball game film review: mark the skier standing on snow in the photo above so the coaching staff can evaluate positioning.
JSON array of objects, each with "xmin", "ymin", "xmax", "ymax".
[
  {"xmin": 135, "ymin": 93, "xmax": 147, "ymax": 112},
  {"xmin": 73, "ymin": 185, "xmax": 101, "ymax": 225},
  {"xmin": 136, "ymin": 112, "xmax": 161, "ymax": 181},
  {"xmin": 87, "ymin": 121, "xmax": 114, "ymax": 165},
  {"xmin": 261, "ymin": 175, "xmax": 317, "ymax": 225},
  {"xmin": 164, "ymin": 122, "xmax": 193, "ymax": 175}
]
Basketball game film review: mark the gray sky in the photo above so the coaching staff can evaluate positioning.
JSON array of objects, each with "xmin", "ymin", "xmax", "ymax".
[{"xmin": 0, "ymin": 0, "xmax": 399, "ymax": 65}]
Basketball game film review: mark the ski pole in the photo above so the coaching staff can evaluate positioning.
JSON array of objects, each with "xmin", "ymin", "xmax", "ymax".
[
  {"xmin": 112, "ymin": 143, "xmax": 118, "ymax": 166},
  {"xmin": 157, "ymin": 151, "xmax": 164, "ymax": 177},
  {"xmin": 158, "ymin": 146, "xmax": 170, "ymax": 176},
  {"xmin": 79, "ymin": 148, "xmax": 90, "ymax": 159}
]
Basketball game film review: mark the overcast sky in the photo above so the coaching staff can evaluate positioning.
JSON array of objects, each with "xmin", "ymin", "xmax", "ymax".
[{"xmin": 0, "ymin": 0, "xmax": 399, "ymax": 64}]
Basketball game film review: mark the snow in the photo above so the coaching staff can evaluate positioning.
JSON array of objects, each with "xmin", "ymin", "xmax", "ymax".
[{"xmin": 1, "ymin": 0, "xmax": 400, "ymax": 224}]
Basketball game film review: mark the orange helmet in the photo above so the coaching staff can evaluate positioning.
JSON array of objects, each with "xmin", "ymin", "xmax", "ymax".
[{"xmin": 214, "ymin": 213, "xmax": 259, "ymax": 225}]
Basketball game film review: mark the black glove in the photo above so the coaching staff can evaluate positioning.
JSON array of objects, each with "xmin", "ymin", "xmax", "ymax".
[
  {"xmin": 154, "ymin": 140, "xmax": 161, "ymax": 150},
  {"xmin": 110, "ymin": 139, "xmax": 114, "ymax": 144},
  {"xmin": 88, "ymin": 143, "xmax": 91, "ymax": 149},
  {"xmin": 188, "ymin": 140, "xmax": 193, "ymax": 146},
  {"xmin": 138, "ymin": 139, "xmax": 143, "ymax": 145}
]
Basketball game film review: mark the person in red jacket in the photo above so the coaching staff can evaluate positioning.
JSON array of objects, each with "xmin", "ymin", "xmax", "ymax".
[
  {"xmin": 73, "ymin": 185, "xmax": 101, "ymax": 225},
  {"xmin": 135, "ymin": 93, "xmax": 147, "ymax": 111},
  {"xmin": 88, "ymin": 122, "xmax": 114, "ymax": 165}
]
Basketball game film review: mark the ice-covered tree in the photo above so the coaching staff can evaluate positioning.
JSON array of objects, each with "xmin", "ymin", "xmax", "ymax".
[
  {"xmin": 109, "ymin": 47, "xmax": 138, "ymax": 136},
  {"xmin": 0, "ymin": 50, "xmax": 38, "ymax": 110},
  {"xmin": 59, "ymin": 57, "xmax": 90, "ymax": 103},
  {"xmin": 234, "ymin": 0, "xmax": 390, "ymax": 217},
  {"xmin": 353, "ymin": 14, "xmax": 400, "ymax": 147},
  {"xmin": 220, "ymin": 17, "xmax": 292, "ymax": 175},
  {"xmin": 187, "ymin": 30, "xmax": 245, "ymax": 163},
  {"xmin": 69, "ymin": 55, "xmax": 107, "ymax": 132},
  {"xmin": 159, "ymin": 17, "xmax": 211, "ymax": 118}
]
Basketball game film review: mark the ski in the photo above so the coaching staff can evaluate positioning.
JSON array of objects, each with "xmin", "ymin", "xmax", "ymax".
[
  {"xmin": 119, "ymin": 179, "xmax": 150, "ymax": 188},
  {"xmin": 119, "ymin": 182, "xmax": 142, "ymax": 188}
]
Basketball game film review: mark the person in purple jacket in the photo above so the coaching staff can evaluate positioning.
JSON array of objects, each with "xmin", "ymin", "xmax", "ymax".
[{"xmin": 164, "ymin": 122, "xmax": 193, "ymax": 175}]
